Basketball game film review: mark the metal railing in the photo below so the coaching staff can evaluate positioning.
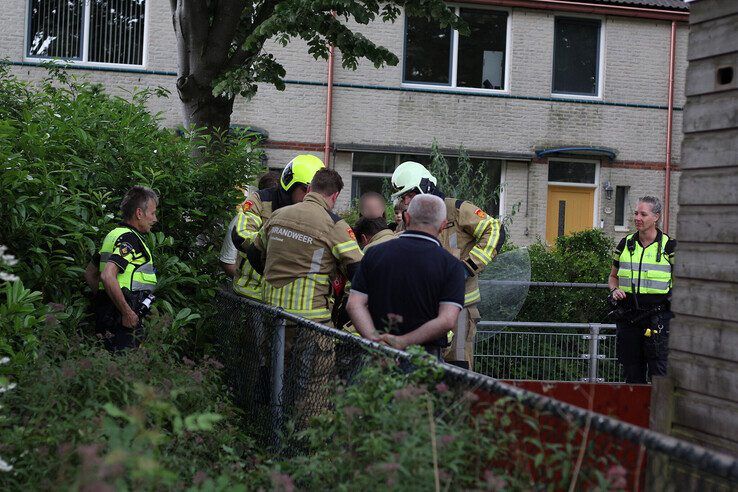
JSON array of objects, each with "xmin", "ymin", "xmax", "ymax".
[
  {"xmin": 474, "ymin": 321, "xmax": 622, "ymax": 383},
  {"xmin": 212, "ymin": 289, "xmax": 738, "ymax": 490}
]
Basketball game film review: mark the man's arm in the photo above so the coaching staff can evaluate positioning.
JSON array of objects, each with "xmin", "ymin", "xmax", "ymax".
[
  {"xmin": 84, "ymin": 262, "xmax": 100, "ymax": 291},
  {"xmin": 231, "ymin": 194, "xmax": 264, "ymax": 253},
  {"xmin": 382, "ymin": 304, "xmax": 461, "ymax": 350},
  {"xmin": 220, "ymin": 261, "xmax": 238, "ymax": 278},
  {"xmin": 100, "ymin": 262, "xmax": 139, "ymax": 329},
  {"xmin": 346, "ymin": 291, "xmax": 382, "ymax": 342},
  {"xmin": 458, "ymin": 201, "xmax": 504, "ymax": 276}
]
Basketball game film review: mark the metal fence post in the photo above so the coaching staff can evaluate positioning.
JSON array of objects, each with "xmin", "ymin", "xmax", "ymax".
[
  {"xmin": 271, "ymin": 315, "xmax": 286, "ymax": 438},
  {"xmin": 587, "ymin": 323, "xmax": 601, "ymax": 383}
]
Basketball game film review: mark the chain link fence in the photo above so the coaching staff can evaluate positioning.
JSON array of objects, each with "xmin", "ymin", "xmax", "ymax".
[{"xmin": 212, "ymin": 289, "xmax": 738, "ymax": 490}]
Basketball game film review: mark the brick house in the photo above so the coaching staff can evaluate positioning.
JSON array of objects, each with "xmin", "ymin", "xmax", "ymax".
[{"xmin": 1, "ymin": 0, "xmax": 689, "ymax": 245}]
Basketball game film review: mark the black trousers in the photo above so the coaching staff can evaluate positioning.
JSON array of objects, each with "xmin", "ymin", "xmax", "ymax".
[
  {"xmin": 94, "ymin": 302, "xmax": 142, "ymax": 352},
  {"xmin": 616, "ymin": 311, "xmax": 671, "ymax": 384}
]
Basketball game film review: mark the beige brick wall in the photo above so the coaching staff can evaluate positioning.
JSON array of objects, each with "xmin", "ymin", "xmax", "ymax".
[{"xmin": 1, "ymin": 1, "xmax": 686, "ymax": 244}]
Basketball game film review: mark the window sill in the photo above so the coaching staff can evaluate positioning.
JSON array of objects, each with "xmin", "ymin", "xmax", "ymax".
[
  {"xmin": 551, "ymin": 92, "xmax": 603, "ymax": 101},
  {"xmin": 613, "ymin": 226, "xmax": 630, "ymax": 233},
  {"xmin": 23, "ymin": 57, "xmax": 146, "ymax": 71},
  {"xmin": 401, "ymin": 83, "xmax": 510, "ymax": 96}
]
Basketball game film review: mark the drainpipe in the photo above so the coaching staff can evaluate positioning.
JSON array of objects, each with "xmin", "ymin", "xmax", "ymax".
[
  {"xmin": 324, "ymin": 42, "xmax": 335, "ymax": 167},
  {"xmin": 663, "ymin": 21, "xmax": 676, "ymax": 234}
]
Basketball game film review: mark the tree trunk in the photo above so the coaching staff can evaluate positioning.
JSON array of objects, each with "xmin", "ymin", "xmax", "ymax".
[{"xmin": 176, "ymin": 73, "xmax": 235, "ymax": 133}]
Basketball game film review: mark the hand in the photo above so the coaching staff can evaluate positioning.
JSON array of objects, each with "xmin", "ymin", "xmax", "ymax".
[
  {"xmin": 380, "ymin": 333, "xmax": 408, "ymax": 350},
  {"xmin": 611, "ymin": 288, "xmax": 627, "ymax": 301},
  {"xmin": 122, "ymin": 309, "xmax": 140, "ymax": 329}
]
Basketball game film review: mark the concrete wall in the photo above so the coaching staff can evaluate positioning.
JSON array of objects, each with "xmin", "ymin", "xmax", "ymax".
[
  {"xmin": 651, "ymin": 0, "xmax": 738, "ymax": 460},
  {"xmin": 0, "ymin": 1, "xmax": 687, "ymax": 245}
]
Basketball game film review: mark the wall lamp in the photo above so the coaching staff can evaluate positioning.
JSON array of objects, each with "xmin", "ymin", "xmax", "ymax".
[{"xmin": 604, "ymin": 181, "xmax": 614, "ymax": 200}]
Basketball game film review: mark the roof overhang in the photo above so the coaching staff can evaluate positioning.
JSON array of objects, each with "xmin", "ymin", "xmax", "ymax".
[{"xmin": 534, "ymin": 146, "xmax": 618, "ymax": 160}]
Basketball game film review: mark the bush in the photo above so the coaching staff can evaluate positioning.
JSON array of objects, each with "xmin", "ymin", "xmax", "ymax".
[
  {"xmin": 0, "ymin": 317, "xmax": 254, "ymax": 490},
  {"xmin": 244, "ymin": 349, "xmax": 623, "ymax": 490},
  {"xmin": 0, "ymin": 64, "xmax": 264, "ymax": 346}
]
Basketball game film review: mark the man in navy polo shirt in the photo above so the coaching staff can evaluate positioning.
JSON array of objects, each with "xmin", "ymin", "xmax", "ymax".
[{"xmin": 346, "ymin": 194, "xmax": 466, "ymax": 360}]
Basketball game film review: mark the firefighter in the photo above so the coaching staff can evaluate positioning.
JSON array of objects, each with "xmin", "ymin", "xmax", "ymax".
[
  {"xmin": 246, "ymin": 168, "xmax": 362, "ymax": 421},
  {"xmin": 390, "ymin": 161, "xmax": 505, "ymax": 370},
  {"xmin": 609, "ymin": 196, "xmax": 675, "ymax": 384},
  {"xmin": 353, "ymin": 216, "xmax": 397, "ymax": 251},
  {"xmin": 230, "ymin": 154, "xmax": 324, "ymax": 299}
]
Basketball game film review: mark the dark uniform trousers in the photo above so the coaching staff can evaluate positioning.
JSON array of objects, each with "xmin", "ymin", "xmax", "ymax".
[{"xmin": 616, "ymin": 310, "xmax": 672, "ymax": 384}]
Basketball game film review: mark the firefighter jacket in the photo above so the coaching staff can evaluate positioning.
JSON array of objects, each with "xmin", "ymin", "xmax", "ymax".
[
  {"xmin": 255, "ymin": 192, "xmax": 363, "ymax": 321},
  {"xmin": 363, "ymin": 228, "xmax": 397, "ymax": 252},
  {"xmin": 230, "ymin": 187, "xmax": 292, "ymax": 299},
  {"xmin": 616, "ymin": 230, "xmax": 674, "ymax": 295},
  {"xmin": 439, "ymin": 197, "xmax": 504, "ymax": 306}
]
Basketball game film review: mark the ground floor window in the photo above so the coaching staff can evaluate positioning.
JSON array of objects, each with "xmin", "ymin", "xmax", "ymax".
[
  {"xmin": 351, "ymin": 151, "xmax": 503, "ymax": 217},
  {"xmin": 614, "ymin": 185, "xmax": 630, "ymax": 227}
]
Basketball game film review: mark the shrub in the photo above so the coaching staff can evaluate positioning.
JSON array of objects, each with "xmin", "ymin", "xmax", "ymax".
[{"xmin": 0, "ymin": 64, "xmax": 264, "ymax": 347}]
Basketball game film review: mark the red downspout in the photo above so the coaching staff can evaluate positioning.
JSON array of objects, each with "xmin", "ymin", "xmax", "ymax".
[
  {"xmin": 664, "ymin": 21, "xmax": 676, "ymax": 234},
  {"xmin": 324, "ymin": 43, "xmax": 336, "ymax": 167}
]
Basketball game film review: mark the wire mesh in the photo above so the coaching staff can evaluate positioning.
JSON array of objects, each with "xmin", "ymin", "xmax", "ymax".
[
  {"xmin": 474, "ymin": 323, "xmax": 622, "ymax": 382},
  {"xmin": 212, "ymin": 289, "xmax": 738, "ymax": 490}
]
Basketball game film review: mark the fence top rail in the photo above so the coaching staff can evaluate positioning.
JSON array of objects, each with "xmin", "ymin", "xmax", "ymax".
[
  {"xmin": 478, "ymin": 321, "xmax": 617, "ymax": 329},
  {"xmin": 478, "ymin": 280, "xmax": 610, "ymax": 288},
  {"xmin": 215, "ymin": 289, "xmax": 738, "ymax": 481}
]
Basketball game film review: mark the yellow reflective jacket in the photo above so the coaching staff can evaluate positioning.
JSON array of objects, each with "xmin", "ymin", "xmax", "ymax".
[
  {"xmin": 256, "ymin": 192, "xmax": 363, "ymax": 321},
  {"xmin": 230, "ymin": 187, "xmax": 292, "ymax": 299},
  {"xmin": 616, "ymin": 231, "xmax": 674, "ymax": 295},
  {"xmin": 439, "ymin": 198, "xmax": 504, "ymax": 306},
  {"xmin": 98, "ymin": 225, "xmax": 157, "ymax": 292}
]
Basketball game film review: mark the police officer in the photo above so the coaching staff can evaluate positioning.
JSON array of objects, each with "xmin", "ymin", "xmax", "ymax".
[
  {"xmin": 609, "ymin": 196, "xmax": 675, "ymax": 384},
  {"xmin": 247, "ymin": 168, "xmax": 362, "ymax": 421},
  {"xmin": 391, "ymin": 161, "xmax": 505, "ymax": 370},
  {"xmin": 230, "ymin": 155, "xmax": 324, "ymax": 299},
  {"xmin": 83, "ymin": 186, "xmax": 158, "ymax": 352}
]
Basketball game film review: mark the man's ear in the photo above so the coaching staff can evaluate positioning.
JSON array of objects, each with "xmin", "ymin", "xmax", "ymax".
[
  {"xmin": 402, "ymin": 211, "xmax": 411, "ymax": 228},
  {"xmin": 360, "ymin": 234, "xmax": 369, "ymax": 247},
  {"xmin": 306, "ymin": 184, "xmax": 313, "ymax": 193},
  {"xmin": 136, "ymin": 208, "xmax": 144, "ymax": 220},
  {"xmin": 331, "ymin": 191, "xmax": 340, "ymax": 202},
  {"xmin": 438, "ymin": 219, "xmax": 448, "ymax": 234}
]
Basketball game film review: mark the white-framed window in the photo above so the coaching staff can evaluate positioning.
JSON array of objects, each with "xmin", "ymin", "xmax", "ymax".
[
  {"xmin": 351, "ymin": 151, "xmax": 504, "ymax": 217},
  {"xmin": 403, "ymin": 6, "xmax": 511, "ymax": 93},
  {"xmin": 26, "ymin": 0, "xmax": 147, "ymax": 67},
  {"xmin": 552, "ymin": 16, "xmax": 603, "ymax": 98},
  {"xmin": 614, "ymin": 185, "xmax": 630, "ymax": 228}
]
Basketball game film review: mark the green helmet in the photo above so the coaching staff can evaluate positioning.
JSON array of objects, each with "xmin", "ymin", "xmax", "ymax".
[
  {"xmin": 280, "ymin": 154, "xmax": 325, "ymax": 192},
  {"xmin": 391, "ymin": 161, "xmax": 437, "ymax": 200}
]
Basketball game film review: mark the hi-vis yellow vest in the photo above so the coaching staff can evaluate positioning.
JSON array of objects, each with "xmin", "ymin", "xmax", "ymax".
[
  {"xmin": 617, "ymin": 233, "xmax": 672, "ymax": 295},
  {"xmin": 98, "ymin": 227, "xmax": 157, "ymax": 292}
]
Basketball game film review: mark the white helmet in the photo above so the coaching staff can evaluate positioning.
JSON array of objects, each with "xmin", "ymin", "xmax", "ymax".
[{"xmin": 390, "ymin": 161, "xmax": 437, "ymax": 200}]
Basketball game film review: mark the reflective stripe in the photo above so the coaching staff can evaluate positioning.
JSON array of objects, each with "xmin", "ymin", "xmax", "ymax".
[
  {"xmin": 640, "ymin": 279, "xmax": 671, "ymax": 291},
  {"xmin": 332, "ymin": 240, "xmax": 360, "ymax": 256},
  {"xmin": 130, "ymin": 281, "xmax": 156, "ymax": 292},
  {"xmin": 309, "ymin": 248, "xmax": 324, "ymax": 274},
  {"xmin": 618, "ymin": 261, "xmax": 671, "ymax": 273},
  {"xmin": 137, "ymin": 263, "xmax": 156, "ymax": 274},
  {"xmin": 464, "ymin": 289, "xmax": 481, "ymax": 305},
  {"xmin": 470, "ymin": 247, "xmax": 492, "ymax": 265}
]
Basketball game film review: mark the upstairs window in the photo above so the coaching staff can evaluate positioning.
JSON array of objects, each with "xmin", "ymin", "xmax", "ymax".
[
  {"xmin": 404, "ymin": 8, "xmax": 509, "ymax": 91},
  {"xmin": 552, "ymin": 17, "xmax": 602, "ymax": 97},
  {"xmin": 27, "ymin": 0, "xmax": 147, "ymax": 66}
]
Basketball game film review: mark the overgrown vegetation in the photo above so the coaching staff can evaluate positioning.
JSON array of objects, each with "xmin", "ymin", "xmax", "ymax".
[{"xmin": 0, "ymin": 66, "xmax": 625, "ymax": 489}]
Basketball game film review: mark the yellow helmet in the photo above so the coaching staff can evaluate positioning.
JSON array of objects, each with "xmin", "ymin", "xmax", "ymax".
[
  {"xmin": 391, "ymin": 161, "xmax": 437, "ymax": 200},
  {"xmin": 280, "ymin": 154, "xmax": 325, "ymax": 191}
]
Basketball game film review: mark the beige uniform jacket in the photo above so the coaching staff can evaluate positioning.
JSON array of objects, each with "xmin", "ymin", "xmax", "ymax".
[
  {"xmin": 439, "ymin": 197, "xmax": 504, "ymax": 306},
  {"xmin": 255, "ymin": 192, "xmax": 363, "ymax": 321},
  {"xmin": 363, "ymin": 228, "xmax": 397, "ymax": 252},
  {"xmin": 230, "ymin": 188, "xmax": 291, "ymax": 299}
]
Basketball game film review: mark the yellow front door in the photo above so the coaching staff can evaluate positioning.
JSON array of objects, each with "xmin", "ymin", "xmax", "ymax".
[{"xmin": 545, "ymin": 185, "xmax": 595, "ymax": 244}]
